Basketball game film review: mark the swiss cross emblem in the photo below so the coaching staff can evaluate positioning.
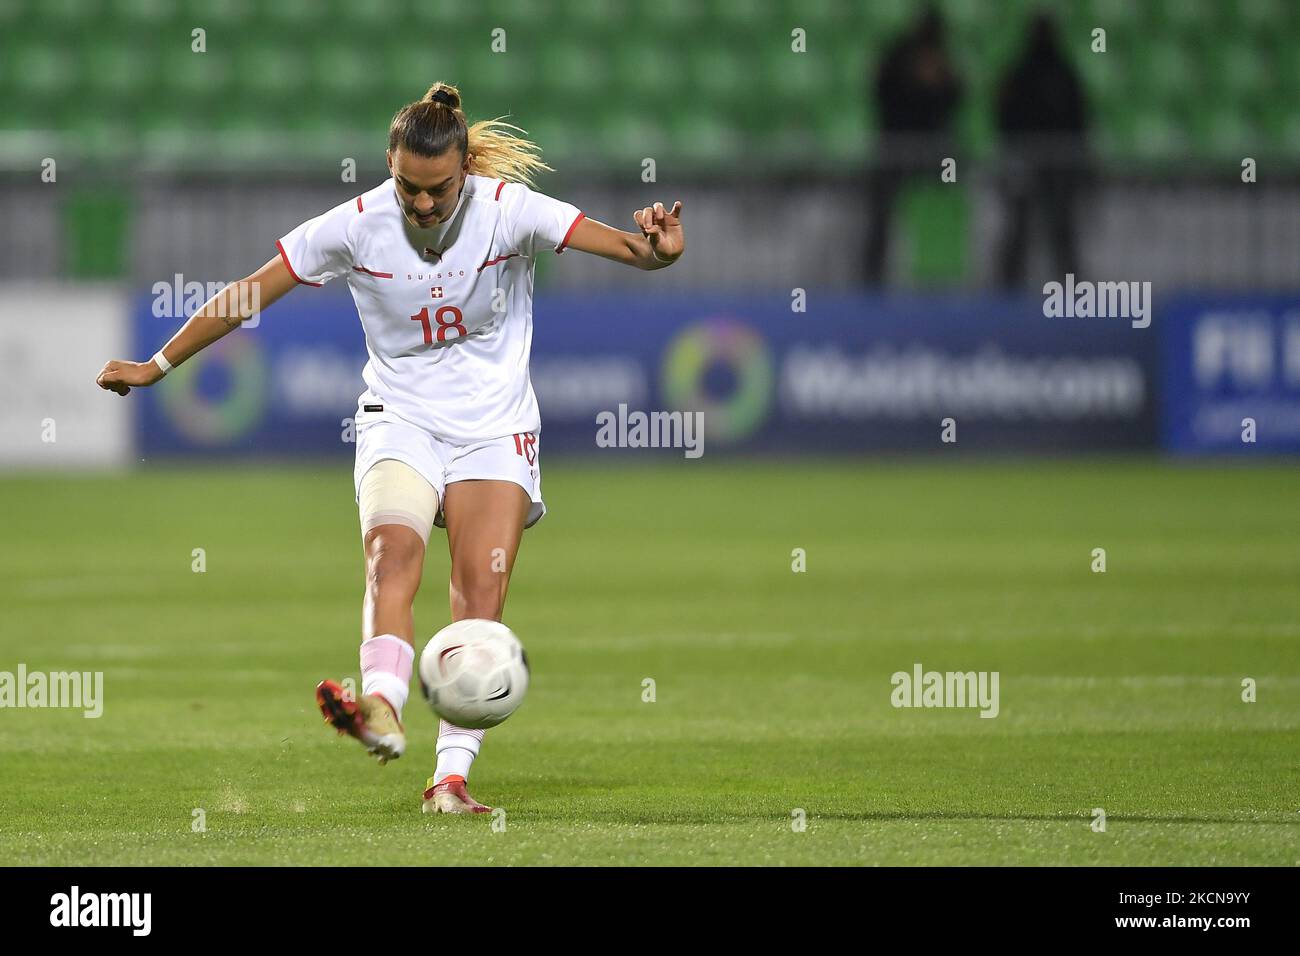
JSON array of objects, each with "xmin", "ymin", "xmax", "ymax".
[{"xmin": 430, "ymin": 286, "xmax": 443, "ymax": 298}]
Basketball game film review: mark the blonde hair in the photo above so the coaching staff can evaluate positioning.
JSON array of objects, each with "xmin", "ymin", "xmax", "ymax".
[{"xmin": 388, "ymin": 82, "xmax": 552, "ymax": 187}]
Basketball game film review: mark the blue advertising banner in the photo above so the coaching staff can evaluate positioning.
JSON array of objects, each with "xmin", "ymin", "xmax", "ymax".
[
  {"xmin": 135, "ymin": 290, "xmax": 1157, "ymax": 457},
  {"xmin": 1160, "ymin": 295, "xmax": 1300, "ymax": 453},
  {"xmin": 135, "ymin": 287, "xmax": 368, "ymax": 457}
]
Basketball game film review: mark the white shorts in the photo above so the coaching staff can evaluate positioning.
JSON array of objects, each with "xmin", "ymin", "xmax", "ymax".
[{"xmin": 354, "ymin": 418, "xmax": 544, "ymax": 544}]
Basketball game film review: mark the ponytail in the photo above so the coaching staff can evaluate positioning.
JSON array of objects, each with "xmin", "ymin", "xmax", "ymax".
[{"xmin": 388, "ymin": 82, "xmax": 552, "ymax": 186}]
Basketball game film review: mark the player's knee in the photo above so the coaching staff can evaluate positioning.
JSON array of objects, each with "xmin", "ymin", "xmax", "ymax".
[{"xmin": 364, "ymin": 529, "xmax": 423, "ymax": 599}]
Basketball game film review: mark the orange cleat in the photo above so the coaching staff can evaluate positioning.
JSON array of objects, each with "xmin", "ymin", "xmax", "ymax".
[{"xmin": 316, "ymin": 679, "xmax": 406, "ymax": 764}]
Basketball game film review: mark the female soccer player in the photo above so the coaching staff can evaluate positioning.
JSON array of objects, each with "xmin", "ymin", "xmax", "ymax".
[{"xmin": 96, "ymin": 83, "xmax": 684, "ymax": 814}]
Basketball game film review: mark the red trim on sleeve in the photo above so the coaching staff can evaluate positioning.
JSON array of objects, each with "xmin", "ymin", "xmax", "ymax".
[
  {"xmin": 494, "ymin": 180, "xmax": 505, "ymax": 201},
  {"xmin": 276, "ymin": 239, "xmax": 323, "ymax": 287},
  {"xmin": 555, "ymin": 211, "xmax": 585, "ymax": 254},
  {"xmin": 356, "ymin": 196, "xmax": 364, "ymax": 213},
  {"xmin": 352, "ymin": 265, "xmax": 392, "ymax": 279}
]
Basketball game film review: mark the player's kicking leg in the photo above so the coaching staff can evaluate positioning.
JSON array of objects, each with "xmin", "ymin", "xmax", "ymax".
[
  {"xmin": 421, "ymin": 477, "xmax": 530, "ymax": 815},
  {"xmin": 318, "ymin": 459, "xmax": 438, "ymax": 765},
  {"xmin": 316, "ymin": 675, "xmax": 406, "ymax": 764}
]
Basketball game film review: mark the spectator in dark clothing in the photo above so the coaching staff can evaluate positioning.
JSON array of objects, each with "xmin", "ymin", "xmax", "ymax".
[
  {"xmin": 865, "ymin": 5, "xmax": 963, "ymax": 286},
  {"xmin": 995, "ymin": 11, "xmax": 1089, "ymax": 286}
]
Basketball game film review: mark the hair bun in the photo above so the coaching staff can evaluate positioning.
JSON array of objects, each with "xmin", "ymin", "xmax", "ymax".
[{"xmin": 427, "ymin": 87, "xmax": 459, "ymax": 109}]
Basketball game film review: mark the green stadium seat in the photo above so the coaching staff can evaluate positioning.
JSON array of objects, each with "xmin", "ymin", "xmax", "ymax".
[
  {"xmin": 35, "ymin": 0, "xmax": 99, "ymax": 26},
  {"xmin": 596, "ymin": 112, "xmax": 671, "ymax": 169},
  {"xmin": 860, "ymin": 0, "xmax": 914, "ymax": 35},
  {"xmin": 1155, "ymin": 0, "xmax": 1216, "ymax": 33},
  {"xmin": 1236, "ymin": 0, "xmax": 1286, "ymax": 31},
  {"xmin": 100, "ymin": 0, "xmax": 167, "ymax": 28},
  {"xmin": 688, "ymin": 44, "xmax": 747, "ymax": 106},
  {"xmin": 461, "ymin": 50, "xmax": 542, "ymax": 121},
  {"xmin": 261, "ymin": 0, "xmax": 318, "ymax": 31},
  {"xmin": 768, "ymin": 45, "xmax": 834, "ymax": 100},
  {"xmin": 705, "ymin": 0, "xmax": 773, "ymax": 50},
  {"xmin": 10, "ymin": 44, "xmax": 79, "ymax": 100},
  {"xmin": 944, "ymin": 0, "xmax": 1000, "ymax": 37},
  {"xmin": 163, "ymin": 45, "xmax": 233, "ymax": 104},
  {"xmin": 209, "ymin": 98, "xmax": 262, "ymax": 132},
  {"xmin": 609, "ymin": 38, "xmax": 687, "ymax": 108},
  {"xmin": 85, "ymin": 42, "xmax": 154, "ymax": 104},
  {"xmin": 1206, "ymin": 42, "xmax": 1268, "ymax": 100},
  {"xmin": 1074, "ymin": 45, "xmax": 1129, "ymax": 102},
  {"xmin": 307, "ymin": 43, "xmax": 380, "ymax": 108},
  {"xmin": 179, "ymin": 0, "xmax": 253, "ymax": 29},
  {"xmin": 540, "ymin": 42, "xmax": 612, "ymax": 100},
  {"xmin": 1145, "ymin": 42, "xmax": 1198, "ymax": 108},
  {"xmin": 1188, "ymin": 102, "xmax": 1259, "ymax": 160},
  {"xmin": 1050, "ymin": 0, "xmax": 1095, "ymax": 38},
  {"xmin": 562, "ymin": 0, "xmax": 623, "ymax": 32},
  {"xmin": 381, "ymin": 46, "xmax": 455, "ymax": 104},
  {"xmin": 779, "ymin": 0, "xmax": 852, "ymax": 53},
  {"xmin": 0, "ymin": 0, "xmax": 23, "ymax": 29},
  {"xmin": 231, "ymin": 43, "xmax": 308, "ymax": 101},
  {"xmin": 330, "ymin": 0, "xmax": 391, "ymax": 33},
  {"xmin": 1086, "ymin": 0, "xmax": 1143, "ymax": 30},
  {"xmin": 502, "ymin": 0, "xmax": 556, "ymax": 30},
  {"xmin": 711, "ymin": 0, "xmax": 767, "ymax": 29},
  {"xmin": 837, "ymin": 47, "xmax": 870, "ymax": 116},
  {"xmin": 666, "ymin": 108, "xmax": 744, "ymax": 169},
  {"xmin": 405, "ymin": 1, "xmax": 492, "ymax": 44},
  {"xmin": 138, "ymin": 109, "xmax": 203, "ymax": 163},
  {"xmin": 641, "ymin": 0, "xmax": 707, "ymax": 31}
]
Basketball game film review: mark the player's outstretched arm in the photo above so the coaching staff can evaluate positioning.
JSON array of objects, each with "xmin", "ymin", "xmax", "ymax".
[
  {"xmin": 95, "ymin": 255, "xmax": 299, "ymax": 396},
  {"xmin": 564, "ymin": 200, "xmax": 684, "ymax": 270}
]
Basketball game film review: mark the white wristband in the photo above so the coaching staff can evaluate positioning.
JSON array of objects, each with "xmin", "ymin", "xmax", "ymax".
[{"xmin": 151, "ymin": 350, "xmax": 173, "ymax": 375}]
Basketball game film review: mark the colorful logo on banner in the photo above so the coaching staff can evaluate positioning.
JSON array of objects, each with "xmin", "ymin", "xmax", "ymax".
[
  {"xmin": 661, "ymin": 318, "xmax": 774, "ymax": 442},
  {"xmin": 157, "ymin": 334, "xmax": 268, "ymax": 444}
]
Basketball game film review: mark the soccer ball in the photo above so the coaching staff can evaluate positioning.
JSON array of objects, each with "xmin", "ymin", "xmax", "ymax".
[{"xmin": 418, "ymin": 619, "xmax": 529, "ymax": 729}]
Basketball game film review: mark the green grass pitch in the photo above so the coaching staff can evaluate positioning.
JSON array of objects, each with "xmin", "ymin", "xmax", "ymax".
[{"xmin": 0, "ymin": 459, "xmax": 1296, "ymax": 866}]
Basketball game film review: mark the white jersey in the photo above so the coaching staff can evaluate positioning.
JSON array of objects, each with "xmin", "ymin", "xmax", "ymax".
[{"xmin": 276, "ymin": 174, "xmax": 584, "ymax": 443}]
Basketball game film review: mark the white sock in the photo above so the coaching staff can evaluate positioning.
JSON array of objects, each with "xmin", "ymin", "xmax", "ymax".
[
  {"xmin": 360, "ymin": 634, "xmax": 414, "ymax": 719},
  {"xmin": 434, "ymin": 720, "xmax": 485, "ymax": 783}
]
